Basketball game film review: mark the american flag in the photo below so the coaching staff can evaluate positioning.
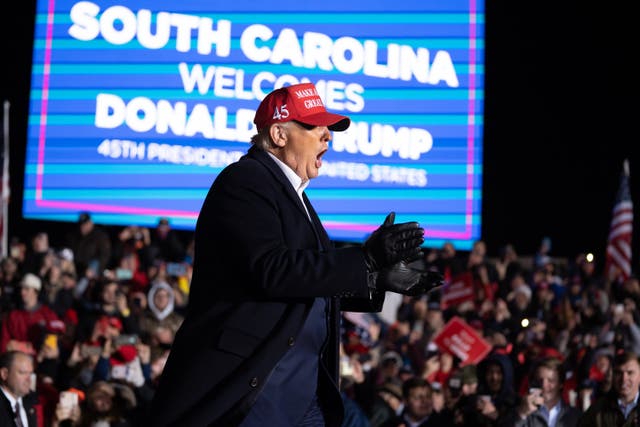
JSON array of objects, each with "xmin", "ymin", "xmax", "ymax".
[{"xmin": 605, "ymin": 159, "xmax": 633, "ymax": 282}]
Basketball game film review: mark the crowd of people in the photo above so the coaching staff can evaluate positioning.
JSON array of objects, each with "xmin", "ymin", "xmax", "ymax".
[{"xmin": 1, "ymin": 212, "xmax": 639, "ymax": 426}]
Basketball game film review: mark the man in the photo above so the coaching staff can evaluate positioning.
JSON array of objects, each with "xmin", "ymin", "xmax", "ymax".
[
  {"xmin": 0, "ymin": 274, "xmax": 60, "ymax": 354},
  {"xmin": 578, "ymin": 351, "xmax": 640, "ymax": 426},
  {"xmin": 148, "ymin": 217, "xmax": 186, "ymax": 263},
  {"xmin": 148, "ymin": 82, "xmax": 441, "ymax": 427},
  {"xmin": 0, "ymin": 351, "xmax": 38, "ymax": 427},
  {"xmin": 66, "ymin": 211, "xmax": 112, "ymax": 277},
  {"xmin": 502, "ymin": 357, "xmax": 580, "ymax": 427},
  {"xmin": 382, "ymin": 377, "xmax": 452, "ymax": 427},
  {"xmin": 76, "ymin": 279, "xmax": 138, "ymax": 343}
]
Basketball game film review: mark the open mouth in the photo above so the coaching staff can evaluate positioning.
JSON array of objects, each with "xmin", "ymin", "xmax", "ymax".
[{"xmin": 316, "ymin": 149, "xmax": 327, "ymax": 168}]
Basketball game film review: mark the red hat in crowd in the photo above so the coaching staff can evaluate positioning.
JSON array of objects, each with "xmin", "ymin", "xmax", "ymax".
[
  {"xmin": 253, "ymin": 82, "xmax": 350, "ymax": 131},
  {"xmin": 96, "ymin": 315, "xmax": 123, "ymax": 333},
  {"xmin": 110, "ymin": 344, "xmax": 138, "ymax": 366},
  {"xmin": 46, "ymin": 319, "xmax": 66, "ymax": 334}
]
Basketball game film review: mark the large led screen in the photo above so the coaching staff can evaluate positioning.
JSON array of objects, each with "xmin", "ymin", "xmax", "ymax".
[{"xmin": 24, "ymin": 0, "xmax": 484, "ymax": 249}]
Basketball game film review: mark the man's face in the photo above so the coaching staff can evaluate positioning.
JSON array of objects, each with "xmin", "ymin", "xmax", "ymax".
[
  {"xmin": 613, "ymin": 359, "xmax": 640, "ymax": 404},
  {"xmin": 102, "ymin": 283, "xmax": 118, "ymax": 305},
  {"xmin": 486, "ymin": 363, "xmax": 503, "ymax": 393},
  {"xmin": 279, "ymin": 122, "xmax": 330, "ymax": 182},
  {"xmin": 406, "ymin": 385, "xmax": 433, "ymax": 421},
  {"xmin": 91, "ymin": 391, "xmax": 113, "ymax": 413},
  {"xmin": 462, "ymin": 381, "xmax": 477, "ymax": 396},
  {"xmin": 154, "ymin": 289, "xmax": 170, "ymax": 311},
  {"xmin": 537, "ymin": 366, "xmax": 561, "ymax": 404},
  {"xmin": 20, "ymin": 287, "xmax": 39, "ymax": 308},
  {"xmin": 0, "ymin": 354, "xmax": 34, "ymax": 399},
  {"xmin": 80, "ymin": 220, "xmax": 93, "ymax": 235}
]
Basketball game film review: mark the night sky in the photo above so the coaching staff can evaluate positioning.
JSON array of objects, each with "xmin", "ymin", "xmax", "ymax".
[{"xmin": 3, "ymin": 0, "xmax": 639, "ymax": 272}]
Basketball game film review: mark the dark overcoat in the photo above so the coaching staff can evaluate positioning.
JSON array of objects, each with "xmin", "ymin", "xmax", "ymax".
[
  {"xmin": 148, "ymin": 146, "xmax": 383, "ymax": 426},
  {"xmin": 0, "ymin": 392, "xmax": 38, "ymax": 427}
]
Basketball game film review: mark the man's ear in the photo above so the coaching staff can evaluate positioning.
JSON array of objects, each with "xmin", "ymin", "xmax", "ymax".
[
  {"xmin": 0, "ymin": 367, "xmax": 8, "ymax": 382},
  {"xmin": 269, "ymin": 123, "xmax": 288, "ymax": 148}
]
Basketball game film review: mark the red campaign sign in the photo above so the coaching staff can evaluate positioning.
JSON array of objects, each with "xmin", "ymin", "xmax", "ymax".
[
  {"xmin": 440, "ymin": 272, "xmax": 474, "ymax": 309},
  {"xmin": 432, "ymin": 316, "xmax": 492, "ymax": 366}
]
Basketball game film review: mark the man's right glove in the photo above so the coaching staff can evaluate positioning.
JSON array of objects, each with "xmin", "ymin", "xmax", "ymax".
[
  {"xmin": 370, "ymin": 261, "xmax": 444, "ymax": 297},
  {"xmin": 363, "ymin": 212, "xmax": 425, "ymax": 271}
]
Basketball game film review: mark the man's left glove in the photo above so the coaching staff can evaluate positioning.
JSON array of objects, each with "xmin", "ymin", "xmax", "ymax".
[{"xmin": 369, "ymin": 261, "xmax": 444, "ymax": 297}]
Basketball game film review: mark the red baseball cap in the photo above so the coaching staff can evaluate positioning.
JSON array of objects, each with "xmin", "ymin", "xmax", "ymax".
[{"xmin": 253, "ymin": 82, "xmax": 350, "ymax": 132}]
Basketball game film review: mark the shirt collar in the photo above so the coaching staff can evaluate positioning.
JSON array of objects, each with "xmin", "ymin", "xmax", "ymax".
[
  {"xmin": 618, "ymin": 391, "xmax": 640, "ymax": 410},
  {"xmin": 267, "ymin": 152, "xmax": 309, "ymax": 194},
  {"xmin": 540, "ymin": 400, "xmax": 562, "ymax": 413},
  {"xmin": 0, "ymin": 386, "xmax": 19, "ymax": 408}
]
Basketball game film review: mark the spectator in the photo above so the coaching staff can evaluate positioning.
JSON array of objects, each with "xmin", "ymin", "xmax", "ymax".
[
  {"xmin": 495, "ymin": 243, "xmax": 524, "ymax": 297},
  {"xmin": 382, "ymin": 376, "xmax": 453, "ymax": 427},
  {"xmin": 577, "ymin": 351, "xmax": 640, "ymax": 426},
  {"xmin": 1, "ymin": 273, "xmax": 61, "ymax": 354},
  {"xmin": 449, "ymin": 364, "xmax": 479, "ymax": 401},
  {"xmin": 467, "ymin": 240, "xmax": 499, "ymax": 293},
  {"xmin": 502, "ymin": 356, "xmax": 580, "ymax": 427},
  {"xmin": 369, "ymin": 379, "xmax": 404, "ymax": 427},
  {"xmin": 66, "ymin": 212, "xmax": 112, "ymax": 278},
  {"xmin": 114, "ymin": 225, "xmax": 152, "ymax": 272},
  {"xmin": 0, "ymin": 256, "xmax": 22, "ymax": 312},
  {"xmin": 428, "ymin": 241, "xmax": 464, "ymax": 281},
  {"xmin": 339, "ymin": 352, "xmax": 372, "ymax": 427},
  {"xmin": 476, "ymin": 352, "xmax": 519, "ymax": 425},
  {"xmin": 22, "ymin": 231, "xmax": 51, "ymax": 277},
  {"xmin": 147, "ymin": 218, "xmax": 185, "ymax": 264},
  {"xmin": 75, "ymin": 279, "xmax": 138, "ymax": 344},
  {"xmin": 78, "ymin": 380, "xmax": 135, "ymax": 427},
  {"xmin": 535, "ymin": 237, "xmax": 553, "ymax": 269},
  {"xmin": 138, "ymin": 281, "xmax": 184, "ymax": 339},
  {"xmin": 0, "ymin": 350, "xmax": 38, "ymax": 427}
]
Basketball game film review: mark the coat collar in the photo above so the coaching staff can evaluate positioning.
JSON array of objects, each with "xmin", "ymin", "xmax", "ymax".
[
  {"xmin": 245, "ymin": 146, "xmax": 330, "ymax": 249},
  {"xmin": 245, "ymin": 145, "xmax": 310, "ymax": 223}
]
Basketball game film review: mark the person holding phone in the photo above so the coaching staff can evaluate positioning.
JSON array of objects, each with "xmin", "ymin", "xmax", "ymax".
[
  {"xmin": 51, "ymin": 389, "xmax": 82, "ymax": 427},
  {"xmin": 148, "ymin": 82, "xmax": 442, "ymax": 427},
  {"xmin": 501, "ymin": 357, "xmax": 580, "ymax": 427}
]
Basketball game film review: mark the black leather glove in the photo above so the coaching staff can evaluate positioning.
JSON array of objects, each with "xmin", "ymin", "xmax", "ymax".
[
  {"xmin": 363, "ymin": 212, "xmax": 424, "ymax": 271},
  {"xmin": 369, "ymin": 261, "xmax": 444, "ymax": 297}
]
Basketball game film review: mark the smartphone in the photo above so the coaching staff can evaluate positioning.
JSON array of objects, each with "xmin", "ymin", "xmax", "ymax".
[
  {"xmin": 114, "ymin": 334, "xmax": 138, "ymax": 347},
  {"xmin": 478, "ymin": 395, "xmax": 492, "ymax": 405},
  {"xmin": 116, "ymin": 268, "xmax": 134, "ymax": 280},
  {"xmin": 81, "ymin": 344, "xmax": 103, "ymax": 358},
  {"xmin": 44, "ymin": 334, "xmax": 58, "ymax": 351},
  {"xmin": 528, "ymin": 387, "xmax": 543, "ymax": 407},
  {"xmin": 340, "ymin": 357, "xmax": 354, "ymax": 378},
  {"xmin": 59, "ymin": 391, "xmax": 79, "ymax": 409},
  {"xmin": 166, "ymin": 262, "xmax": 187, "ymax": 277}
]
